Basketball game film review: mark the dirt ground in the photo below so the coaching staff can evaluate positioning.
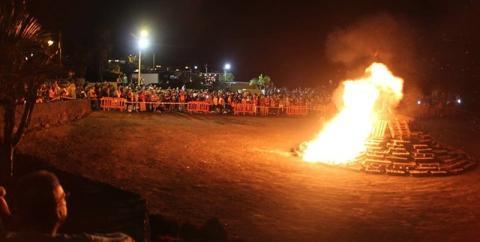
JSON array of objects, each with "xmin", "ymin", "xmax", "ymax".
[{"xmin": 18, "ymin": 112, "xmax": 480, "ymax": 242}]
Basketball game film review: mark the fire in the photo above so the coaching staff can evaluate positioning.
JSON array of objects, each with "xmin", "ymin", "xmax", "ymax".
[{"xmin": 302, "ymin": 63, "xmax": 404, "ymax": 164}]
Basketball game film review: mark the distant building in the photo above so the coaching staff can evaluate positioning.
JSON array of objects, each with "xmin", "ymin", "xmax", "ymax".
[
  {"xmin": 132, "ymin": 72, "xmax": 159, "ymax": 85},
  {"xmin": 200, "ymin": 72, "xmax": 221, "ymax": 85}
]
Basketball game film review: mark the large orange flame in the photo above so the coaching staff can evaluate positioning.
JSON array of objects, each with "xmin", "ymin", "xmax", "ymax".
[{"xmin": 302, "ymin": 63, "xmax": 404, "ymax": 164}]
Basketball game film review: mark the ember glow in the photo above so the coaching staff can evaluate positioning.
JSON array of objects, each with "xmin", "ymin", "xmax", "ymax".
[{"xmin": 302, "ymin": 63, "xmax": 404, "ymax": 164}]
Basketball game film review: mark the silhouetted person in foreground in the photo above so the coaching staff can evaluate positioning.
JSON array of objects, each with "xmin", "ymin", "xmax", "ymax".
[{"xmin": 6, "ymin": 170, "xmax": 134, "ymax": 242}]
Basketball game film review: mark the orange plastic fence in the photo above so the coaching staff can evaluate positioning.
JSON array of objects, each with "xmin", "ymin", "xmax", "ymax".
[
  {"xmin": 187, "ymin": 101, "xmax": 210, "ymax": 113},
  {"xmin": 257, "ymin": 106, "xmax": 269, "ymax": 116},
  {"xmin": 286, "ymin": 105, "xmax": 308, "ymax": 116},
  {"xmin": 233, "ymin": 103, "xmax": 257, "ymax": 116},
  {"xmin": 100, "ymin": 97, "xmax": 127, "ymax": 111},
  {"xmin": 98, "ymin": 98, "xmax": 323, "ymax": 116},
  {"xmin": 139, "ymin": 102, "xmax": 147, "ymax": 112}
]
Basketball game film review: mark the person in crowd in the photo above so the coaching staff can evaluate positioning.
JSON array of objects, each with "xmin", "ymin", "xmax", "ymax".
[
  {"xmin": 6, "ymin": 170, "xmax": 134, "ymax": 242},
  {"xmin": 218, "ymin": 94, "xmax": 225, "ymax": 114},
  {"xmin": 86, "ymin": 87, "xmax": 98, "ymax": 110},
  {"xmin": 48, "ymin": 85, "xmax": 60, "ymax": 102}
]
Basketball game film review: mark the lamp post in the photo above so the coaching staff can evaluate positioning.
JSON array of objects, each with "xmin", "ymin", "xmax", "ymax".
[
  {"xmin": 137, "ymin": 30, "xmax": 150, "ymax": 85},
  {"xmin": 223, "ymin": 63, "xmax": 231, "ymax": 82}
]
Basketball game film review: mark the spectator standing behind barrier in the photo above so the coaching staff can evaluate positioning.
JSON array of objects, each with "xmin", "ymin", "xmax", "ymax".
[
  {"xmin": 6, "ymin": 170, "xmax": 134, "ymax": 242},
  {"xmin": 87, "ymin": 87, "xmax": 98, "ymax": 110}
]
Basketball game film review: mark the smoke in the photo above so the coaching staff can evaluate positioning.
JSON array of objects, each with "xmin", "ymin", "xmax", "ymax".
[
  {"xmin": 325, "ymin": 13, "xmax": 423, "ymax": 112},
  {"xmin": 326, "ymin": 14, "xmax": 417, "ymax": 77}
]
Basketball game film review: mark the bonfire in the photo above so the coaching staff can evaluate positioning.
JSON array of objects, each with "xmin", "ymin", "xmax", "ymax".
[{"xmin": 298, "ymin": 63, "xmax": 476, "ymax": 176}]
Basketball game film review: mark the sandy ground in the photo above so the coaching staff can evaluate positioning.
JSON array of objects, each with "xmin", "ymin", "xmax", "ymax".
[{"xmin": 18, "ymin": 112, "xmax": 480, "ymax": 242}]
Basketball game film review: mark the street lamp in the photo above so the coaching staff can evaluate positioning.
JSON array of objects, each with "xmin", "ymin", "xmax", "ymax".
[
  {"xmin": 223, "ymin": 63, "xmax": 231, "ymax": 82},
  {"xmin": 137, "ymin": 29, "xmax": 150, "ymax": 85},
  {"xmin": 47, "ymin": 40, "xmax": 54, "ymax": 46}
]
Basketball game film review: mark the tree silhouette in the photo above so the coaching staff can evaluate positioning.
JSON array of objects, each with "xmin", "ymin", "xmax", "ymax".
[
  {"xmin": 0, "ymin": 0, "xmax": 58, "ymax": 184},
  {"xmin": 249, "ymin": 74, "xmax": 271, "ymax": 90}
]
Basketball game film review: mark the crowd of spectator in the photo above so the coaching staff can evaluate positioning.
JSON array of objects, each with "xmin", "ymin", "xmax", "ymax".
[
  {"xmin": 85, "ymin": 83, "xmax": 332, "ymax": 114},
  {"xmin": 34, "ymin": 81, "xmax": 470, "ymax": 118},
  {"xmin": 35, "ymin": 82, "xmax": 331, "ymax": 108},
  {"xmin": 35, "ymin": 81, "xmax": 86, "ymax": 103}
]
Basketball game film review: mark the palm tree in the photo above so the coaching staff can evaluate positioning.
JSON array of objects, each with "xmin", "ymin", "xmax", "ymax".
[
  {"xmin": 0, "ymin": 0, "xmax": 57, "ymax": 184},
  {"xmin": 249, "ymin": 74, "xmax": 271, "ymax": 90}
]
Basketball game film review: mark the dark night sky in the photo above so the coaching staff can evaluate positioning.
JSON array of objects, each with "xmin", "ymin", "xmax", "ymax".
[{"xmin": 29, "ymin": 0, "xmax": 480, "ymax": 89}]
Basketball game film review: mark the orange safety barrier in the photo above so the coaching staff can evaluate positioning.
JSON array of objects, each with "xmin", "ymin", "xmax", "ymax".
[
  {"xmin": 233, "ymin": 103, "xmax": 257, "ymax": 116},
  {"xmin": 286, "ymin": 105, "xmax": 308, "ymax": 116},
  {"xmin": 100, "ymin": 97, "xmax": 126, "ymax": 111},
  {"xmin": 139, "ymin": 101, "xmax": 147, "ymax": 112},
  {"xmin": 100, "ymin": 97, "xmax": 115, "ymax": 111},
  {"xmin": 257, "ymin": 106, "xmax": 269, "ymax": 116},
  {"xmin": 187, "ymin": 101, "xmax": 210, "ymax": 113},
  {"xmin": 124, "ymin": 102, "xmax": 188, "ymax": 112},
  {"xmin": 100, "ymin": 97, "xmax": 110, "ymax": 111}
]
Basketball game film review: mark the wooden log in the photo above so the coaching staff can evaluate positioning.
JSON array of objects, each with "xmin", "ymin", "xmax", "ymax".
[
  {"xmin": 437, "ymin": 155, "xmax": 452, "ymax": 161},
  {"xmin": 409, "ymin": 170, "xmax": 430, "ymax": 176},
  {"xmin": 392, "ymin": 152, "xmax": 410, "ymax": 156},
  {"xmin": 443, "ymin": 157, "xmax": 459, "ymax": 163},
  {"xmin": 432, "ymin": 149, "xmax": 447, "ymax": 155},
  {"xmin": 413, "ymin": 153, "xmax": 434, "ymax": 158},
  {"xmin": 463, "ymin": 162, "xmax": 476, "ymax": 170},
  {"xmin": 418, "ymin": 162, "xmax": 440, "ymax": 167},
  {"xmin": 392, "ymin": 139, "xmax": 410, "ymax": 144},
  {"xmin": 413, "ymin": 144, "xmax": 429, "ymax": 149},
  {"xmin": 387, "ymin": 155, "xmax": 409, "ymax": 162},
  {"xmin": 448, "ymin": 167, "xmax": 465, "ymax": 175},
  {"xmin": 365, "ymin": 159, "xmax": 392, "ymax": 165},
  {"xmin": 416, "ymin": 166, "xmax": 439, "ymax": 171},
  {"xmin": 391, "ymin": 147, "xmax": 408, "ymax": 152},
  {"xmin": 366, "ymin": 154, "xmax": 385, "ymax": 159},
  {"xmin": 416, "ymin": 148, "xmax": 433, "ymax": 153},
  {"xmin": 393, "ymin": 161, "xmax": 417, "ymax": 167},
  {"xmin": 365, "ymin": 167, "xmax": 383, "ymax": 174},
  {"xmin": 430, "ymin": 170, "xmax": 449, "ymax": 176},
  {"xmin": 386, "ymin": 169, "xmax": 407, "ymax": 176}
]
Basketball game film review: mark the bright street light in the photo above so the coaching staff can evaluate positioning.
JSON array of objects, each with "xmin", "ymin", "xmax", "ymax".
[
  {"xmin": 224, "ymin": 63, "xmax": 231, "ymax": 70},
  {"xmin": 138, "ymin": 38, "xmax": 150, "ymax": 50},
  {"xmin": 137, "ymin": 29, "xmax": 150, "ymax": 85},
  {"xmin": 47, "ymin": 40, "xmax": 54, "ymax": 46}
]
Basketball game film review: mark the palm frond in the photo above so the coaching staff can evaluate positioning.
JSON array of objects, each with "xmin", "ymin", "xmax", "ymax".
[
  {"xmin": 0, "ymin": 0, "xmax": 59, "ymax": 101},
  {"xmin": 0, "ymin": 0, "xmax": 42, "ymax": 43}
]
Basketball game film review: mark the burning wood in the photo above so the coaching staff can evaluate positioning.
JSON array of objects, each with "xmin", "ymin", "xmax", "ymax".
[{"xmin": 295, "ymin": 62, "xmax": 477, "ymax": 176}]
